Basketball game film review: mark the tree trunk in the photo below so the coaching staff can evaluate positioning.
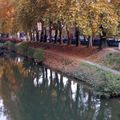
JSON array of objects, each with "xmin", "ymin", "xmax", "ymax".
[
  {"xmin": 44, "ymin": 28, "xmax": 47, "ymax": 42},
  {"xmin": 99, "ymin": 37, "xmax": 102, "ymax": 49},
  {"xmin": 33, "ymin": 29, "xmax": 36, "ymax": 41},
  {"xmin": 54, "ymin": 26, "xmax": 58, "ymax": 44},
  {"xmin": 67, "ymin": 30, "xmax": 70, "ymax": 45},
  {"xmin": 75, "ymin": 27, "xmax": 79, "ymax": 47},
  {"xmin": 99, "ymin": 29, "xmax": 107, "ymax": 49},
  {"xmin": 58, "ymin": 21, "xmax": 63, "ymax": 44},
  {"xmin": 40, "ymin": 22, "xmax": 44, "ymax": 42},
  {"xmin": 36, "ymin": 30, "xmax": 39, "ymax": 41},
  {"xmin": 29, "ymin": 31, "xmax": 33, "ymax": 41},
  {"xmin": 89, "ymin": 36, "xmax": 93, "ymax": 47},
  {"xmin": 59, "ymin": 28, "xmax": 62, "ymax": 44},
  {"xmin": 40, "ymin": 30, "xmax": 43, "ymax": 42},
  {"xmin": 49, "ymin": 20, "xmax": 52, "ymax": 43},
  {"xmin": 87, "ymin": 36, "xmax": 93, "ymax": 48},
  {"xmin": 99, "ymin": 37, "xmax": 107, "ymax": 49}
]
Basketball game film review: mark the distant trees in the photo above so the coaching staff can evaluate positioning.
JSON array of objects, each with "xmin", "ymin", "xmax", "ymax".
[
  {"xmin": 111, "ymin": 0, "xmax": 120, "ymax": 36},
  {"xmin": 84, "ymin": 0, "xmax": 119, "ymax": 48},
  {"xmin": 1, "ymin": 0, "xmax": 120, "ymax": 47},
  {"xmin": 0, "ymin": 0, "xmax": 16, "ymax": 33}
]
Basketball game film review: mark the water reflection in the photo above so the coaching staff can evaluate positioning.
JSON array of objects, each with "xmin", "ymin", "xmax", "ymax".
[
  {"xmin": 0, "ymin": 55, "xmax": 120, "ymax": 120},
  {"xmin": 0, "ymin": 98, "xmax": 7, "ymax": 120}
]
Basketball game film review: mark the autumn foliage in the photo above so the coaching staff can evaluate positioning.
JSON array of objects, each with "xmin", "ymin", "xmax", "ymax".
[{"xmin": 0, "ymin": 0, "xmax": 120, "ymax": 37}]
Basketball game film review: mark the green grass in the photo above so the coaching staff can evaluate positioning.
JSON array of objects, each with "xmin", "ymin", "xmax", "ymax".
[
  {"xmin": 17, "ymin": 42, "xmax": 29, "ymax": 56},
  {"xmin": 33, "ymin": 49, "xmax": 44, "ymax": 62},
  {"xmin": 16, "ymin": 42, "xmax": 44, "ymax": 62},
  {"xmin": 76, "ymin": 63, "xmax": 120, "ymax": 97},
  {"xmin": 101, "ymin": 52, "xmax": 120, "ymax": 71}
]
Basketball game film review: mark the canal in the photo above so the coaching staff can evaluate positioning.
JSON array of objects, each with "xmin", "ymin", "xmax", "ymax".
[{"xmin": 0, "ymin": 53, "xmax": 120, "ymax": 120}]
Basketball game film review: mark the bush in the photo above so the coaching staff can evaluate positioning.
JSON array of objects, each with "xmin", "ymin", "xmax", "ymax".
[
  {"xmin": 17, "ymin": 42, "xmax": 29, "ymax": 56},
  {"xmin": 95, "ymin": 73, "xmax": 120, "ymax": 97},
  {"xmin": 17, "ymin": 42, "xmax": 35, "ymax": 58},
  {"xmin": 4, "ymin": 41, "xmax": 16, "ymax": 51},
  {"xmin": 79, "ymin": 63, "xmax": 120, "ymax": 97},
  {"xmin": 27, "ymin": 47, "xmax": 35, "ymax": 58},
  {"xmin": 33, "ymin": 49, "xmax": 44, "ymax": 62},
  {"xmin": 17, "ymin": 43, "xmax": 44, "ymax": 61}
]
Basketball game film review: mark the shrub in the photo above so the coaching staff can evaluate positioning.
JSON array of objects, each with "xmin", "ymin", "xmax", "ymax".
[
  {"xmin": 17, "ymin": 42, "xmax": 29, "ymax": 56},
  {"xmin": 17, "ymin": 42, "xmax": 35, "ymax": 58},
  {"xmin": 4, "ymin": 41, "xmax": 16, "ymax": 51},
  {"xmin": 33, "ymin": 49, "xmax": 44, "ymax": 62},
  {"xmin": 79, "ymin": 63, "xmax": 120, "ymax": 97},
  {"xmin": 95, "ymin": 73, "xmax": 120, "ymax": 97},
  {"xmin": 27, "ymin": 47, "xmax": 35, "ymax": 58}
]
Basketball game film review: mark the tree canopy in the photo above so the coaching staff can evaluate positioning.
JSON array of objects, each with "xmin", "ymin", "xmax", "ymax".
[
  {"xmin": 0, "ymin": 0, "xmax": 119, "ymax": 37},
  {"xmin": 0, "ymin": 0, "xmax": 16, "ymax": 33}
]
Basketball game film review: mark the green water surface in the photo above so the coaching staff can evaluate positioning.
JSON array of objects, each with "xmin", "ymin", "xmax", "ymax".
[{"xmin": 0, "ymin": 53, "xmax": 120, "ymax": 120}]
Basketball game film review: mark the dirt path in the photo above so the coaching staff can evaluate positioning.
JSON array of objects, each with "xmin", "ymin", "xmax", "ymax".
[{"xmin": 81, "ymin": 60, "xmax": 120, "ymax": 75}]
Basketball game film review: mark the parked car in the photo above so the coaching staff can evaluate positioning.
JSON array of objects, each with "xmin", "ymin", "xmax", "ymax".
[
  {"xmin": 80, "ymin": 36, "xmax": 88, "ymax": 45},
  {"xmin": 0, "ymin": 33, "xmax": 9, "ymax": 38},
  {"xmin": 93, "ymin": 37, "xmax": 101, "ymax": 46},
  {"xmin": 107, "ymin": 38, "xmax": 119, "ymax": 47}
]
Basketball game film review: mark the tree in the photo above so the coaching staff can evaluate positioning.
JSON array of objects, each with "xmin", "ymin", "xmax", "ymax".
[
  {"xmin": 111, "ymin": 0, "xmax": 120, "ymax": 36},
  {"xmin": 0, "ymin": 0, "xmax": 15, "ymax": 33},
  {"xmin": 76, "ymin": 0, "xmax": 119, "ymax": 47},
  {"xmin": 15, "ymin": 0, "xmax": 119, "ymax": 48}
]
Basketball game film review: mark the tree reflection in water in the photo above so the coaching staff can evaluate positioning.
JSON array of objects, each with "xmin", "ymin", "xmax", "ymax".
[{"xmin": 0, "ymin": 55, "xmax": 120, "ymax": 120}]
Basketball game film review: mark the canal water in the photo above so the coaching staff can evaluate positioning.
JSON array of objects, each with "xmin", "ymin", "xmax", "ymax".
[{"xmin": 0, "ymin": 53, "xmax": 120, "ymax": 120}]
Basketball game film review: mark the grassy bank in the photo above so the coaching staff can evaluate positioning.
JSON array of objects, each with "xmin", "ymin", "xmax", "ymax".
[
  {"xmin": 2, "ymin": 41, "xmax": 44, "ymax": 63},
  {"xmin": 72, "ymin": 63, "xmax": 120, "ymax": 98},
  {"xmin": 1, "ymin": 41, "xmax": 120, "ymax": 98},
  {"xmin": 100, "ymin": 52, "xmax": 120, "ymax": 71}
]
